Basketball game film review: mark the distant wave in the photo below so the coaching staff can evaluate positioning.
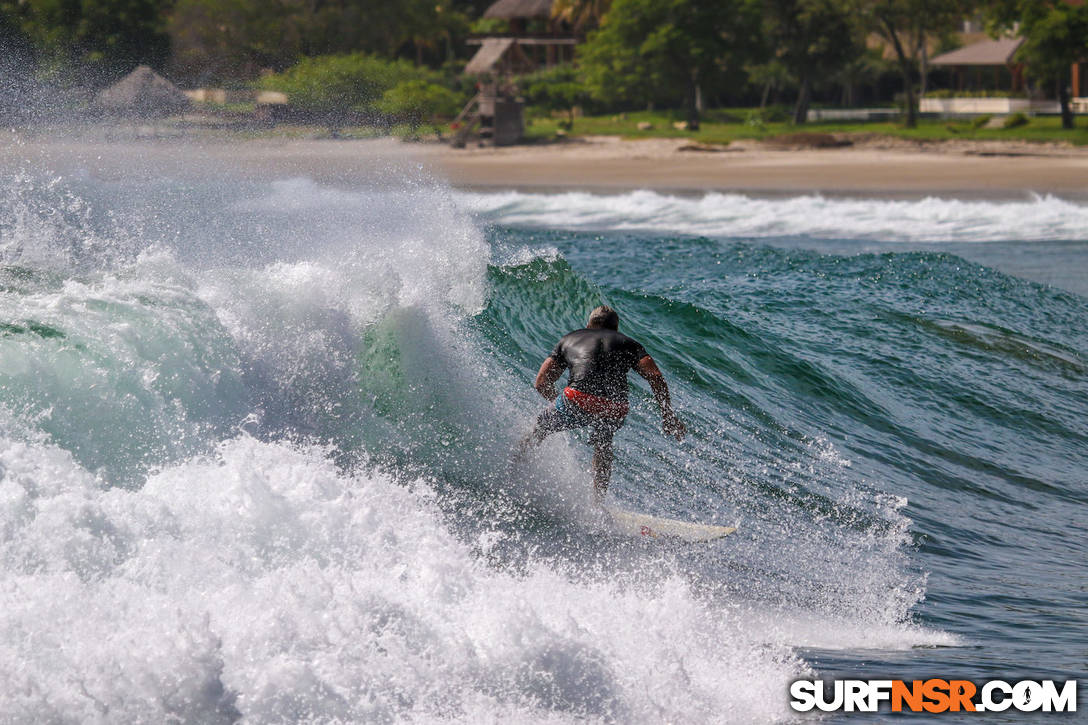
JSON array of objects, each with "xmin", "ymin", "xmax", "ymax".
[{"xmin": 455, "ymin": 190, "xmax": 1088, "ymax": 242}]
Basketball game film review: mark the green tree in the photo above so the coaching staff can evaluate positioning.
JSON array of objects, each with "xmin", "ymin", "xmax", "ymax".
[
  {"xmin": 168, "ymin": 0, "xmax": 472, "ymax": 85},
  {"xmin": 745, "ymin": 59, "xmax": 792, "ymax": 109},
  {"xmin": 8, "ymin": 0, "xmax": 171, "ymax": 85},
  {"xmin": 579, "ymin": 0, "xmax": 760, "ymax": 129},
  {"xmin": 260, "ymin": 52, "xmax": 436, "ymax": 121},
  {"xmin": 375, "ymin": 79, "xmax": 463, "ymax": 137},
  {"xmin": 551, "ymin": 0, "xmax": 612, "ymax": 32},
  {"xmin": 764, "ymin": 0, "xmax": 865, "ymax": 123},
  {"xmin": 857, "ymin": 0, "xmax": 976, "ymax": 127},
  {"xmin": 988, "ymin": 0, "xmax": 1088, "ymax": 129},
  {"xmin": 77, "ymin": 0, "xmax": 171, "ymax": 71},
  {"xmin": 168, "ymin": 0, "xmax": 297, "ymax": 85},
  {"xmin": 400, "ymin": 0, "xmax": 470, "ymax": 66},
  {"xmin": 520, "ymin": 65, "xmax": 590, "ymax": 129}
]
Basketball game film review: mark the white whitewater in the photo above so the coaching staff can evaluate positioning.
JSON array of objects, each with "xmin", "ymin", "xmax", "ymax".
[{"xmin": 455, "ymin": 189, "xmax": 1088, "ymax": 243}]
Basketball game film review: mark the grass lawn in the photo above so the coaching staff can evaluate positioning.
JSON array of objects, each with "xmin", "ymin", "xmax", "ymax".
[{"xmin": 524, "ymin": 108, "xmax": 1088, "ymax": 146}]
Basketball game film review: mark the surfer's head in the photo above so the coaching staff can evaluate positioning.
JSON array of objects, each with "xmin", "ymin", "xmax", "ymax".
[{"xmin": 587, "ymin": 305, "xmax": 620, "ymax": 331}]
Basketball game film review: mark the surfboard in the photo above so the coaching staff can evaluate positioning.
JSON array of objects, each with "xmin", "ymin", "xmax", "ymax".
[{"xmin": 605, "ymin": 507, "xmax": 737, "ymax": 543}]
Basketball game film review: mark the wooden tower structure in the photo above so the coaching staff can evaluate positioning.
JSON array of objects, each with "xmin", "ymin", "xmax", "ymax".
[{"xmin": 453, "ymin": 0, "xmax": 577, "ymax": 146}]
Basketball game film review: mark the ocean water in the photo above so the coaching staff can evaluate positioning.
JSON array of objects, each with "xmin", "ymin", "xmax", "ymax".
[{"xmin": 0, "ymin": 154, "xmax": 1085, "ymax": 723}]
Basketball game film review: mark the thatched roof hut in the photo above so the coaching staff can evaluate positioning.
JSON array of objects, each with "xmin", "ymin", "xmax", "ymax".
[
  {"xmin": 464, "ymin": 38, "xmax": 536, "ymax": 75},
  {"xmin": 96, "ymin": 65, "xmax": 190, "ymax": 117},
  {"xmin": 483, "ymin": 0, "xmax": 554, "ymax": 19},
  {"xmin": 468, "ymin": 0, "xmax": 574, "ymax": 78}
]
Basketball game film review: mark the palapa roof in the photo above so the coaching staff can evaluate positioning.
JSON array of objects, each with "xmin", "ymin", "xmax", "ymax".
[
  {"xmin": 931, "ymin": 37, "xmax": 1024, "ymax": 67},
  {"xmin": 96, "ymin": 65, "xmax": 190, "ymax": 116},
  {"xmin": 483, "ymin": 0, "xmax": 553, "ymax": 20},
  {"xmin": 465, "ymin": 38, "xmax": 516, "ymax": 74}
]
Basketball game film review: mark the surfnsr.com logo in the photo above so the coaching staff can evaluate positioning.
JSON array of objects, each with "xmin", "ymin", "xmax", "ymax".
[{"xmin": 790, "ymin": 679, "xmax": 1078, "ymax": 713}]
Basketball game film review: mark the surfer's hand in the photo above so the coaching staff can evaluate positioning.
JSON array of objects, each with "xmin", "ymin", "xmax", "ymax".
[{"xmin": 663, "ymin": 413, "xmax": 685, "ymax": 442}]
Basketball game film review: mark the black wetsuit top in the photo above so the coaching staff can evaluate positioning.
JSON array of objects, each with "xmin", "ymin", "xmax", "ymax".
[{"xmin": 549, "ymin": 328, "xmax": 649, "ymax": 402}]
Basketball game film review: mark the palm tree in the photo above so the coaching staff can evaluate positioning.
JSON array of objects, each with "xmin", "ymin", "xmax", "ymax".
[{"xmin": 551, "ymin": 0, "xmax": 612, "ymax": 32}]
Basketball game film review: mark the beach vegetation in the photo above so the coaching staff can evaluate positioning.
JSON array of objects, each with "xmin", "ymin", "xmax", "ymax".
[
  {"xmin": 468, "ymin": 17, "xmax": 509, "ymax": 36},
  {"xmin": 987, "ymin": 0, "xmax": 1088, "ymax": 129},
  {"xmin": 925, "ymin": 89, "xmax": 1027, "ymax": 99},
  {"xmin": 760, "ymin": 0, "xmax": 867, "ymax": 124},
  {"xmin": 522, "ymin": 107, "xmax": 1088, "ymax": 145},
  {"xmin": 857, "ymin": 0, "xmax": 980, "ymax": 127},
  {"xmin": 1002, "ymin": 111, "xmax": 1029, "ymax": 129},
  {"xmin": 578, "ymin": 0, "xmax": 762, "ymax": 130},
  {"xmin": 375, "ymin": 80, "xmax": 465, "ymax": 138},
  {"xmin": 1, "ymin": 0, "xmax": 1084, "ymax": 143},
  {"xmin": 164, "ymin": 0, "xmax": 470, "ymax": 85},
  {"xmin": 551, "ymin": 0, "xmax": 613, "ymax": 32},
  {"xmin": 519, "ymin": 65, "xmax": 592, "ymax": 129},
  {"xmin": 258, "ymin": 53, "xmax": 439, "ymax": 132},
  {"xmin": 1, "ymin": 0, "xmax": 170, "ymax": 86},
  {"xmin": 971, "ymin": 114, "xmax": 993, "ymax": 129}
]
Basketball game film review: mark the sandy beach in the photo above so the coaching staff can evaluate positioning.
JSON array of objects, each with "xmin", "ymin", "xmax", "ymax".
[
  {"xmin": 420, "ymin": 135, "xmax": 1088, "ymax": 199},
  {"xmin": 6, "ymin": 130, "xmax": 1088, "ymax": 199}
]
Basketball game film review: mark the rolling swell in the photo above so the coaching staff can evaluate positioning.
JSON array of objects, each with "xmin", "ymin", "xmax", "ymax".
[{"xmin": 476, "ymin": 221, "xmax": 1086, "ymax": 691}]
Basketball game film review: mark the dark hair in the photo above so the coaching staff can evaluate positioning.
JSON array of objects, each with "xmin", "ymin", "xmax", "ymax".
[{"xmin": 587, "ymin": 305, "xmax": 619, "ymax": 330}]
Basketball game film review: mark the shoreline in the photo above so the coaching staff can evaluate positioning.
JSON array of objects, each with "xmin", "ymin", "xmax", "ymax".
[
  {"xmin": 5, "ymin": 131, "xmax": 1088, "ymax": 200},
  {"xmin": 421, "ymin": 136, "xmax": 1088, "ymax": 201},
  {"xmin": 447, "ymin": 182, "xmax": 1069, "ymax": 202}
]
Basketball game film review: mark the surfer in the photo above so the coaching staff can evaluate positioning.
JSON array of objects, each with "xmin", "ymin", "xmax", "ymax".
[{"xmin": 516, "ymin": 305, "xmax": 685, "ymax": 499}]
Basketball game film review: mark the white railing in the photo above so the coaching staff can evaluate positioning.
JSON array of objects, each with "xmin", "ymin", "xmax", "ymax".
[{"xmin": 919, "ymin": 97, "xmax": 1060, "ymax": 114}]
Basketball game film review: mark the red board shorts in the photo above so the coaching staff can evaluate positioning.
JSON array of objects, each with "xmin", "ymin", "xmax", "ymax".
[{"xmin": 536, "ymin": 387, "xmax": 628, "ymax": 445}]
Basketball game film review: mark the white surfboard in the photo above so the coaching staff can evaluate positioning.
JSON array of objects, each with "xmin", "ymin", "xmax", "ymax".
[{"xmin": 605, "ymin": 507, "xmax": 737, "ymax": 543}]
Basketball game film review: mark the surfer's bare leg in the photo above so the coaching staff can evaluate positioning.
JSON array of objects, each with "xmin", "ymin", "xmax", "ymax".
[{"xmin": 591, "ymin": 431, "xmax": 614, "ymax": 500}]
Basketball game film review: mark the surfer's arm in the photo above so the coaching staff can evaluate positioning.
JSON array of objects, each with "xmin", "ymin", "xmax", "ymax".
[
  {"xmin": 534, "ymin": 356, "xmax": 565, "ymax": 401},
  {"xmin": 636, "ymin": 356, "xmax": 685, "ymax": 441}
]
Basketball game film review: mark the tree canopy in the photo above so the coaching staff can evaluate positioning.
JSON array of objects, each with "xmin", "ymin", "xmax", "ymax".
[
  {"xmin": 763, "ymin": 0, "xmax": 865, "ymax": 123},
  {"xmin": 857, "ymin": 0, "xmax": 978, "ymax": 127},
  {"xmin": 578, "ymin": 0, "xmax": 761, "ymax": 128},
  {"xmin": 520, "ymin": 64, "xmax": 591, "ymax": 128},
  {"xmin": 1, "ymin": 0, "xmax": 1082, "ymax": 129},
  {"xmin": 259, "ymin": 53, "xmax": 436, "ymax": 116},
  {"xmin": 988, "ymin": 0, "xmax": 1088, "ymax": 128},
  {"xmin": 1, "ymin": 0, "xmax": 170, "ymax": 85}
]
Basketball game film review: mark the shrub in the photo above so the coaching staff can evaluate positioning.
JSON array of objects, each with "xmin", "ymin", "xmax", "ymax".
[
  {"xmin": 518, "ymin": 66, "xmax": 591, "ymax": 128},
  {"xmin": 744, "ymin": 109, "xmax": 767, "ymax": 129},
  {"xmin": 762, "ymin": 105, "xmax": 789, "ymax": 122},
  {"xmin": 705, "ymin": 110, "xmax": 743, "ymax": 123},
  {"xmin": 260, "ymin": 53, "xmax": 438, "ymax": 118},
  {"xmin": 924, "ymin": 89, "xmax": 1027, "ymax": 99},
  {"xmin": 1003, "ymin": 112, "xmax": 1030, "ymax": 129},
  {"xmin": 376, "ymin": 80, "xmax": 464, "ymax": 130},
  {"xmin": 744, "ymin": 106, "xmax": 788, "ymax": 128},
  {"xmin": 971, "ymin": 114, "xmax": 993, "ymax": 129}
]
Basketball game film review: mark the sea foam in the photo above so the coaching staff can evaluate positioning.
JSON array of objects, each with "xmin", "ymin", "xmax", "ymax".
[{"xmin": 455, "ymin": 189, "xmax": 1088, "ymax": 243}]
